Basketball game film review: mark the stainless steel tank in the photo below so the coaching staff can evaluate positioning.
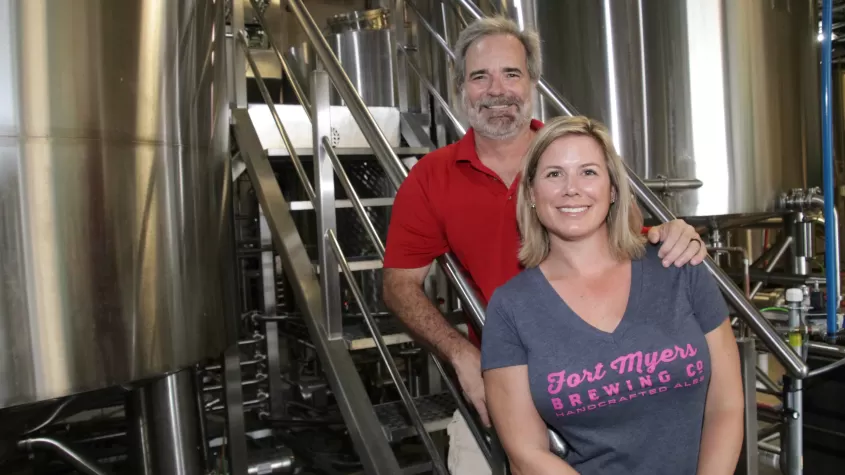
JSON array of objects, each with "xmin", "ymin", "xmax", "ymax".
[
  {"xmin": 285, "ymin": 8, "xmax": 396, "ymax": 107},
  {"xmin": 0, "ymin": 0, "xmax": 233, "ymax": 409},
  {"xmin": 533, "ymin": 0, "xmax": 821, "ymax": 219}
]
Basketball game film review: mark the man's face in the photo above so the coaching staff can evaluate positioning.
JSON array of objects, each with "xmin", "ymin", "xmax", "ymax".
[{"xmin": 461, "ymin": 33, "xmax": 534, "ymax": 139}]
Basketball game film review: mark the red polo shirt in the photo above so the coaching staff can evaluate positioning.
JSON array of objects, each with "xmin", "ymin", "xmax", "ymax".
[{"xmin": 383, "ymin": 121, "xmax": 545, "ymax": 345}]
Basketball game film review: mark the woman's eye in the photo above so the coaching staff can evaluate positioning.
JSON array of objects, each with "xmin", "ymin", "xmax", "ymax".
[
  {"xmin": 546, "ymin": 171, "xmax": 560, "ymax": 178},
  {"xmin": 584, "ymin": 169, "xmax": 597, "ymax": 176}
]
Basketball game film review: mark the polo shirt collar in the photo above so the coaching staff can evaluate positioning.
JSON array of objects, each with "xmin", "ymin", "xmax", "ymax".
[{"xmin": 454, "ymin": 119, "xmax": 545, "ymax": 166}]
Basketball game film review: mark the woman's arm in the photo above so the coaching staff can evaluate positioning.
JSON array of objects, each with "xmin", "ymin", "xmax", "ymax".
[
  {"xmin": 696, "ymin": 319, "xmax": 745, "ymax": 474},
  {"xmin": 484, "ymin": 365, "xmax": 579, "ymax": 475}
]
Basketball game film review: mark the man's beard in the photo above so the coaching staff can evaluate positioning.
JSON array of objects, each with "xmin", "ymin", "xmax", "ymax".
[{"xmin": 462, "ymin": 89, "xmax": 533, "ymax": 140}]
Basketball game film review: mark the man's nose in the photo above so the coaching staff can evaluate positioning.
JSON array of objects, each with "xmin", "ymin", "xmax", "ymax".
[{"xmin": 488, "ymin": 74, "xmax": 505, "ymax": 95}]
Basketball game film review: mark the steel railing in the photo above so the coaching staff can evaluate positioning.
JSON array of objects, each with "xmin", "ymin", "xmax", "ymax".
[
  {"xmin": 238, "ymin": 1, "xmax": 492, "ymax": 471},
  {"xmin": 236, "ymin": 31, "xmax": 451, "ymax": 475}
]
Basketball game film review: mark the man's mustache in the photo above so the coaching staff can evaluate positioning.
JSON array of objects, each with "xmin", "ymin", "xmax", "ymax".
[{"xmin": 474, "ymin": 95, "xmax": 523, "ymax": 110}]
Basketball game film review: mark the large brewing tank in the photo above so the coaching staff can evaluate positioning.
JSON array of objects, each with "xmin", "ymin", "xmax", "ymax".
[
  {"xmin": 0, "ymin": 0, "xmax": 233, "ymax": 409},
  {"xmin": 532, "ymin": 0, "xmax": 821, "ymax": 219},
  {"xmin": 285, "ymin": 8, "xmax": 396, "ymax": 107}
]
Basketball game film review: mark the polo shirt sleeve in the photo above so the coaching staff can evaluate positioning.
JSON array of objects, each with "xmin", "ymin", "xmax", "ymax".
[
  {"xmin": 383, "ymin": 165, "xmax": 449, "ymax": 269},
  {"xmin": 481, "ymin": 290, "xmax": 527, "ymax": 371},
  {"xmin": 686, "ymin": 264, "xmax": 730, "ymax": 334}
]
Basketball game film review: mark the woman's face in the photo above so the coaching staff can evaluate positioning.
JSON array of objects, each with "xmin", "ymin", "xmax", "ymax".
[{"xmin": 530, "ymin": 135, "xmax": 615, "ymax": 242}]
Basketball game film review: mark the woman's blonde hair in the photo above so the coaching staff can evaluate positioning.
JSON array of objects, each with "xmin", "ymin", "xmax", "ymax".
[{"xmin": 517, "ymin": 116, "xmax": 645, "ymax": 268}]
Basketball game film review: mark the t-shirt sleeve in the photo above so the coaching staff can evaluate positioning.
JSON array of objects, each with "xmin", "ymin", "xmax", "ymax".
[
  {"xmin": 481, "ymin": 291, "xmax": 528, "ymax": 371},
  {"xmin": 687, "ymin": 264, "xmax": 730, "ymax": 334},
  {"xmin": 383, "ymin": 165, "xmax": 449, "ymax": 269}
]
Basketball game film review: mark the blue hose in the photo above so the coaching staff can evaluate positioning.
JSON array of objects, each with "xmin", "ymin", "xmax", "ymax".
[{"xmin": 822, "ymin": 0, "xmax": 838, "ymax": 337}]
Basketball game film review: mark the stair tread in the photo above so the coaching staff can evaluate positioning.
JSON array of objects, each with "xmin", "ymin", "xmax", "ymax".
[
  {"xmin": 343, "ymin": 313, "xmax": 467, "ymax": 351},
  {"xmin": 374, "ymin": 392, "xmax": 457, "ymax": 442},
  {"xmin": 289, "ymin": 197, "xmax": 394, "ymax": 211}
]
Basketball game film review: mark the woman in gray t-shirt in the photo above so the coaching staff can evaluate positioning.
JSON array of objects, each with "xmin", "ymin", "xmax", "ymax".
[{"xmin": 480, "ymin": 116, "xmax": 745, "ymax": 474}]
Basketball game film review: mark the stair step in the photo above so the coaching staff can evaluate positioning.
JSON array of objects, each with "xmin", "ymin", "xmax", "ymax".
[
  {"xmin": 374, "ymin": 392, "xmax": 457, "ymax": 442},
  {"xmin": 314, "ymin": 259, "xmax": 383, "ymax": 274},
  {"xmin": 343, "ymin": 314, "xmax": 468, "ymax": 351},
  {"xmin": 267, "ymin": 146, "xmax": 431, "ymax": 158},
  {"xmin": 289, "ymin": 197, "xmax": 394, "ymax": 211}
]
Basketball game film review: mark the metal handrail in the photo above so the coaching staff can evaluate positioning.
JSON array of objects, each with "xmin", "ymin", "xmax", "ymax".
[
  {"xmin": 247, "ymin": 0, "xmax": 312, "ymax": 118},
  {"xmin": 438, "ymin": 0, "xmax": 808, "ymax": 379},
  {"xmin": 328, "ymin": 230, "xmax": 449, "ymax": 475},
  {"xmin": 238, "ymin": 31, "xmax": 315, "ymax": 203},
  {"xmin": 286, "ymin": 0, "xmax": 409, "ymax": 188},
  {"xmin": 284, "ymin": 0, "xmax": 492, "ymax": 337},
  {"xmin": 398, "ymin": 47, "xmax": 466, "ymax": 136},
  {"xmin": 242, "ymin": 1, "xmax": 491, "ymax": 467},
  {"xmin": 406, "ymin": 0, "xmax": 456, "ymax": 61},
  {"xmin": 323, "ymin": 137, "xmax": 386, "ymax": 259}
]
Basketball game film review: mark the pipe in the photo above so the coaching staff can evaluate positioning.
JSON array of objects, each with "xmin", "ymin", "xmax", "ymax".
[
  {"xmin": 810, "ymin": 195, "xmax": 840, "ymax": 337},
  {"xmin": 641, "ymin": 178, "xmax": 703, "ymax": 191},
  {"xmin": 18, "ymin": 437, "xmax": 110, "ymax": 475},
  {"xmin": 750, "ymin": 236, "xmax": 793, "ymax": 298},
  {"xmin": 23, "ymin": 395, "xmax": 78, "ymax": 435},
  {"xmin": 822, "ymin": 0, "xmax": 839, "ymax": 338}
]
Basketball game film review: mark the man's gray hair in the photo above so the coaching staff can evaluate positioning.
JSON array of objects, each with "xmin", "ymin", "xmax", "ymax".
[{"xmin": 452, "ymin": 15, "xmax": 542, "ymax": 90}]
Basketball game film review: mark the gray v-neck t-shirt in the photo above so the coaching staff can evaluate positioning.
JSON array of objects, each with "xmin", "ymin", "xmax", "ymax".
[{"xmin": 481, "ymin": 245, "xmax": 729, "ymax": 475}]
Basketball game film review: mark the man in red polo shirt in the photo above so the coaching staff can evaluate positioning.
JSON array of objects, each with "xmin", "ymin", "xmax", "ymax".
[{"xmin": 383, "ymin": 16, "xmax": 707, "ymax": 472}]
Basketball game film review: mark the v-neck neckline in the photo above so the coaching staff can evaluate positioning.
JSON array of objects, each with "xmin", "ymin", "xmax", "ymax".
[{"xmin": 531, "ymin": 258, "xmax": 644, "ymax": 342}]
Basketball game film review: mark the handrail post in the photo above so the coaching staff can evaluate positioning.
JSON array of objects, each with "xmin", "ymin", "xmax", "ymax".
[
  {"xmin": 392, "ymin": 0, "xmax": 410, "ymax": 112},
  {"xmin": 312, "ymin": 69, "xmax": 343, "ymax": 339}
]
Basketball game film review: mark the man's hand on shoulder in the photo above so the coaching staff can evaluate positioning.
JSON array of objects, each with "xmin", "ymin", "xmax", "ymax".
[{"xmin": 648, "ymin": 219, "xmax": 707, "ymax": 268}]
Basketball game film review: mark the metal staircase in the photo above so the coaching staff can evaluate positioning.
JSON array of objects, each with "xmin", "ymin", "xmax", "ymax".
[{"xmin": 227, "ymin": 0, "xmax": 813, "ymax": 473}]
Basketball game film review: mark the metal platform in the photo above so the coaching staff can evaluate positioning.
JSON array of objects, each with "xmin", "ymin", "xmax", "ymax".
[{"xmin": 374, "ymin": 392, "xmax": 457, "ymax": 442}]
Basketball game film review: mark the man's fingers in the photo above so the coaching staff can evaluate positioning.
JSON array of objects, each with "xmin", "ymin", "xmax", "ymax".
[
  {"xmin": 647, "ymin": 225, "xmax": 662, "ymax": 244},
  {"xmin": 691, "ymin": 238, "xmax": 708, "ymax": 265},
  {"xmin": 474, "ymin": 396, "xmax": 491, "ymax": 427},
  {"xmin": 657, "ymin": 226, "xmax": 682, "ymax": 260},
  {"xmin": 671, "ymin": 242, "xmax": 702, "ymax": 267},
  {"xmin": 660, "ymin": 240, "xmax": 686, "ymax": 267}
]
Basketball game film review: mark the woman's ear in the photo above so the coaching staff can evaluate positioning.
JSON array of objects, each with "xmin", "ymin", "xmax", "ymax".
[{"xmin": 610, "ymin": 187, "xmax": 617, "ymax": 204}]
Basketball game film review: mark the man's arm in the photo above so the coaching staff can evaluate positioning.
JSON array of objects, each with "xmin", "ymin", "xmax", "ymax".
[
  {"xmin": 485, "ymin": 366, "xmax": 579, "ymax": 475},
  {"xmin": 383, "ymin": 266, "xmax": 489, "ymax": 425},
  {"xmin": 381, "ymin": 163, "xmax": 490, "ymax": 424}
]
